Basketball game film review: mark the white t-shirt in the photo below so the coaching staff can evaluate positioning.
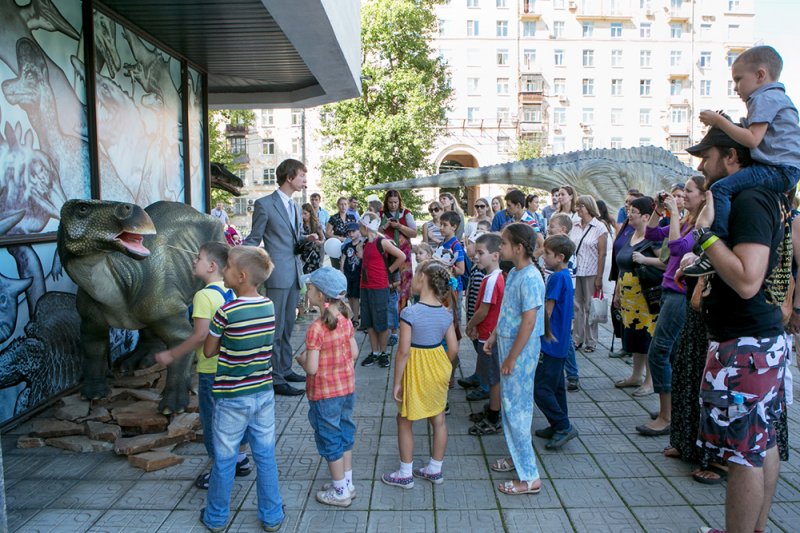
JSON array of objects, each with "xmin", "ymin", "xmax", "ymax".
[{"xmin": 568, "ymin": 218, "xmax": 609, "ymax": 277}]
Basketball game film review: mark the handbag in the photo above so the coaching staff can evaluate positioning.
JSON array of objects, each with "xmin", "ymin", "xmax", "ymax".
[
  {"xmin": 589, "ymin": 291, "xmax": 609, "ymax": 325},
  {"xmin": 632, "ymin": 242, "xmax": 664, "ymax": 315}
]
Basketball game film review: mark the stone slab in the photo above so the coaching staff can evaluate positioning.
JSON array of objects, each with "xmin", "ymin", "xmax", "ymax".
[
  {"xmin": 568, "ymin": 506, "xmax": 642, "ymax": 532},
  {"xmin": 110, "ymin": 373, "xmax": 158, "ymax": 389},
  {"xmin": 295, "ymin": 509, "xmax": 368, "ymax": 533},
  {"xmin": 53, "ymin": 394, "xmax": 91, "ymax": 421},
  {"xmin": 167, "ymin": 412, "xmax": 200, "ymax": 438},
  {"xmin": 30, "ymin": 418, "xmax": 85, "ymax": 438},
  {"xmin": 128, "ymin": 451, "xmax": 184, "ymax": 472},
  {"xmin": 45, "ymin": 435, "xmax": 114, "ymax": 453},
  {"xmin": 435, "ymin": 509, "xmax": 504, "ymax": 532},
  {"xmin": 16, "ymin": 436, "xmax": 46, "ymax": 448},
  {"xmin": 85, "ymin": 421, "xmax": 122, "ymax": 442},
  {"xmin": 87, "ymin": 509, "xmax": 170, "ymax": 532},
  {"xmin": 366, "ymin": 511, "xmax": 434, "ymax": 532},
  {"xmin": 52, "ymin": 480, "xmax": 133, "ymax": 509},
  {"xmin": 114, "ymin": 431, "xmax": 190, "ymax": 456}
]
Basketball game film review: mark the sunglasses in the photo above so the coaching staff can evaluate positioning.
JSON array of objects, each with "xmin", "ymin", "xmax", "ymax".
[
  {"xmin": 474, "ymin": 204, "xmax": 487, "ymax": 209},
  {"xmin": 429, "ymin": 207, "xmax": 441, "ymax": 213}
]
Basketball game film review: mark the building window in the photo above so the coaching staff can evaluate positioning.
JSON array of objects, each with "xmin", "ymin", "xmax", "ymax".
[
  {"xmin": 291, "ymin": 109, "xmax": 302, "ymax": 125},
  {"xmin": 554, "ymin": 78, "xmax": 566, "ymax": 97},
  {"xmin": 496, "ymin": 20, "xmax": 508, "ymax": 37},
  {"xmin": 496, "ymin": 0, "xmax": 507, "ymax": 7},
  {"xmin": 582, "ymin": 137, "xmax": 594, "ymax": 150},
  {"xmin": 554, "ymin": 107, "xmax": 566, "ymax": 125},
  {"xmin": 640, "ymin": 23, "xmax": 651, "ymax": 39},
  {"xmin": 610, "ymin": 23, "xmax": 622, "ymax": 38},
  {"xmin": 639, "ymin": 137, "xmax": 652, "ymax": 147},
  {"xmin": 727, "ymin": 51, "xmax": 739, "ymax": 67},
  {"xmin": 639, "ymin": 79, "xmax": 651, "ymax": 96},
  {"xmin": 467, "ymin": 107, "xmax": 480, "ymax": 125},
  {"xmin": 611, "ymin": 49, "xmax": 623, "ymax": 67},
  {"xmin": 700, "ymin": 51, "xmax": 712, "ymax": 68},
  {"xmin": 263, "ymin": 168, "xmax": 276, "ymax": 185},
  {"xmin": 497, "ymin": 135, "xmax": 510, "ymax": 154},
  {"xmin": 261, "ymin": 109, "xmax": 274, "ymax": 127},
  {"xmin": 581, "ymin": 108, "xmax": 594, "ymax": 125},
  {"xmin": 671, "ymin": 107, "xmax": 688, "ymax": 124},
  {"xmin": 670, "ymin": 50, "xmax": 682, "ymax": 67},
  {"xmin": 522, "ymin": 21, "xmax": 536, "ymax": 37},
  {"xmin": 582, "ymin": 22, "xmax": 593, "ymax": 38},
  {"xmin": 467, "ymin": 0, "xmax": 479, "ymax": 7},
  {"xmin": 554, "ymin": 0, "xmax": 565, "ymax": 8},
  {"xmin": 467, "ymin": 20, "xmax": 479, "ymax": 36},
  {"xmin": 640, "ymin": 0, "xmax": 651, "ymax": 8},
  {"xmin": 670, "ymin": 136, "xmax": 690, "ymax": 152},
  {"xmin": 610, "ymin": 108, "xmax": 623, "ymax": 125},
  {"xmin": 582, "ymin": 49, "xmax": 594, "ymax": 67},
  {"xmin": 497, "ymin": 107, "xmax": 510, "ymax": 122},
  {"xmin": 553, "ymin": 136, "xmax": 566, "ymax": 153},
  {"xmin": 611, "ymin": 79, "xmax": 623, "ymax": 96},
  {"xmin": 522, "ymin": 49, "xmax": 536, "ymax": 70},
  {"xmin": 728, "ymin": 24, "xmax": 740, "ymax": 40},
  {"xmin": 467, "ymin": 77, "xmax": 480, "ymax": 95},
  {"xmin": 671, "ymin": 23, "xmax": 683, "ymax": 39},
  {"xmin": 262, "ymin": 138, "xmax": 275, "ymax": 155},
  {"xmin": 522, "ymin": 105, "xmax": 542, "ymax": 122},
  {"xmin": 553, "ymin": 21, "xmax": 564, "ymax": 38},
  {"xmin": 700, "ymin": 80, "xmax": 712, "ymax": 96},
  {"xmin": 700, "ymin": 23, "xmax": 712, "ymax": 39},
  {"xmin": 728, "ymin": 80, "xmax": 736, "ymax": 97},
  {"xmin": 610, "ymin": 137, "xmax": 623, "ymax": 149},
  {"xmin": 582, "ymin": 78, "xmax": 594, "ymax": 96},
  {"xmin": 438, "ymin": 19, "xmax": 446, "ymax": 36},
  {"xmin": 670, "ymin": 79, "xmax": 683, "ymax": 96},
  {"xmin": 639, "ymin": 108, "xmax": 651, "ymax": 125},
  {"xmin": 521, "ymin": 75, "xmax": 542, "ymax": 92},
  {"xmin": 640, "ymin": 50, "xmax": 651, "ymax": 68},
  {"xmin": 496, "ymin": 78, "xmax": 509, "ymax": 95},
  {"xmin": 728, "ymin": 0, "xmax": 740, "ymax": 11},
  {"xmin": 291, "ymin": 138, "xmax": 301, "ymax": 155},
  {"xmin": 229, "ymin": 136, "xmax": 246, "ymax": 154},
  {"xmin": 467, "ymin": 48, "xmax": 480, "ymax": 66},
  {"xmin": 554, "ymin": 49, "xmax": 564, "ymax": 66},
  {"xmin": 497, "ymin": 48, "xmax": 509, "ymax": 66}
]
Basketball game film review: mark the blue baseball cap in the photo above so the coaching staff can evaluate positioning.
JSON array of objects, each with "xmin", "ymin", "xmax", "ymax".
[
  {"xmin": 301, "ymin": 266, "xmax": 347, "ymax": 299},
  {"xmin": 345, "ymin": 221, "xmax": 359, "ymax": 232}
]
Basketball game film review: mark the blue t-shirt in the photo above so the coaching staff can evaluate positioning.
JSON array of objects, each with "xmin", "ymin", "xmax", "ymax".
[
  {"xmin": 743, "ymin": 82, "xmax": 800, "ymax": 168},
  {"xmin": 491, "ymin": 210, "xmax": 513, "ymax": 232},
  {"xmin": 541, "ymin": 269, "xmax": 574, "ymax": 358},
  {"xmin": 496, "ymin": 263, "xmax": 545, "ymax": 343},
  {"xmin": 438, "ymin": 236, "xmax": 466, "ymax": 291}
]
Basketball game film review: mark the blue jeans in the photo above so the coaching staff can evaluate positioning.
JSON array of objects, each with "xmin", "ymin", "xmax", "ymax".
[
  {"xmin": 204, "ymin": 389, "xmax": 283, "ymax": 529},
  {"xmin": 387, "ymin": 289, "xmax": 399, "ymax": 330},
  {"xmin": 198, "ymin": 372, "xmax": 216, "ymax": 458},
  {"xmin": 308, "ymin": 393, "xmax": 356, "ymax": 462},
  {"xmin": 647, "ymin": 290, "xmax": 686, "ymax": 394},
  {"xmin": 534, "ymin": 353, "xmax": 570, "ymax": 432},
  {"xmin": 710, "ymin": 163, "xmax": 800, "ymax": 240},
  {"xmin": 564, "ymin": 342, "xmax": 578, "ymax": 379}
]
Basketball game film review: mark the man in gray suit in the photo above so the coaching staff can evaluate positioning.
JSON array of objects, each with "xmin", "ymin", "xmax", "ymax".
[{"xmin": 243, "ymin": 158, "xmax": 310, "ymax": 395}]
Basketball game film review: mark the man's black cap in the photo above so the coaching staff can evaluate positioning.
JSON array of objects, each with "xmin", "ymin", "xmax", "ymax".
[{"xmin": 686, "ymin": 126, "xmax": 747, "ymax": 156}]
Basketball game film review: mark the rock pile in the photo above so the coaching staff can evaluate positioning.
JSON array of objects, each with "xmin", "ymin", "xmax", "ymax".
[{"xmin": 16, "ymin": 363, "xmax": 201, "ymax": 472}]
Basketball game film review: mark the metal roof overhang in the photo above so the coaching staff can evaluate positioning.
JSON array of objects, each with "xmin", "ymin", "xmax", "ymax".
[{"xmin": 98, "ymin": 0, "xmax": 361, "ymax": 108}]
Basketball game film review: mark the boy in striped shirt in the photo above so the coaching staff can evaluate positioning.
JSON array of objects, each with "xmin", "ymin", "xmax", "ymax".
[{"xmin": 201, "ymin": 246, "xmax": 285, "ymax": 532}]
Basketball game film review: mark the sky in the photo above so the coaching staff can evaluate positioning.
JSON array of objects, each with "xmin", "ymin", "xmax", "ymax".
[{"xmin": 754, "ymin": 0, "xmax": 799, "ymax": 101}]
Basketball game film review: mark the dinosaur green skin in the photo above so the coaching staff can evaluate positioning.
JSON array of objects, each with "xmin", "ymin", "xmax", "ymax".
[
  {"xmin": 57, "ymin": 199, "xmax": 225, "ymax": 413},
  {"xmin": 366, "ymin": 146, "xmax": 696, "ymax": 208}
]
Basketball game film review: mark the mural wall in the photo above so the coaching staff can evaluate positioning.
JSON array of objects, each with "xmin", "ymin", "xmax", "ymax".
[{"xmin": 0, "ymin": 0, "xmax": 204, "ymax": 424}]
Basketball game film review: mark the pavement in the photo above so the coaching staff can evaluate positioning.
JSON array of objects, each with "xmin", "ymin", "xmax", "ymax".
[{"xmin": 3, "ymin": 313, "xmax": 800, "ymax": 532}]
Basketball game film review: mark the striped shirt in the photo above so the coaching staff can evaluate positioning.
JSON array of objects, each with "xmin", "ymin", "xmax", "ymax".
[
  {"xmin": 466, "ymin": 265, "xmax": 485, "ymax": 322},
  {"xmin": 209, "ymin": 296, "xmax": 275, "ymax": 398}
]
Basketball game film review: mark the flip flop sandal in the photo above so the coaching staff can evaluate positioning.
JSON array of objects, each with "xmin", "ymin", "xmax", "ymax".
[
  {"xmin": 490, "ymin": 457, "xmax": 516, "ymax": 472},
  {"xmin": 614, "ymin": 379, "xmax": 643, "ymax": 389},
  {"xmin": 583, "ymin": 346, "xmax": 595, "ymax": 353},
  {"xmin": 692, "ymin": 464, "xmax": 727, "ymax": 485},
  {"xmin": 195, "ymin": 471, "xmax": 211, "ymax": 490},
  {"xmin": 468, "ymin": 419, "xmax": 502, "ymax": 436},
  {"xmin": 498, "ymin": 479, "xmax": 541, "ymax": 495}
]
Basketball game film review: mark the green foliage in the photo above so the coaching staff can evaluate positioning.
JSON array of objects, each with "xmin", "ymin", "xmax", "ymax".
[
  {"xmin": 207, "ymin": 110, "xmax": 256, "ymax": 208},
  {"xmin": 319, "ymin": 0, "xmax": 452, "ymax": 215},
  {"xmin": 513, "ymin": 136, "xmax": 543, "ymax": 161}
]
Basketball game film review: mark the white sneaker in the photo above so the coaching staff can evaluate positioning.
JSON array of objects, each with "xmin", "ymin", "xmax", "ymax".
[
  {"xmin": 315, "ymin": 487, "xmax": 352, "ymax": 508},
  {"xmin": 321, "ymin": 482, "xmax": 356, "ymax": 500}
]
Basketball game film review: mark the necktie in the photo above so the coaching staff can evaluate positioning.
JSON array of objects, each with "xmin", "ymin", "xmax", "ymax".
[{"xmin": 289, "ymin": 200, "xmax": 297, "ymax": 231}]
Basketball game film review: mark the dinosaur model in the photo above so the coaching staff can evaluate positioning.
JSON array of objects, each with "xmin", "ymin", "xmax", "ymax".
[
  {"xmin": 366, "ymin": 146, "xmax": 696, "ymax": 209},
  {"xmin": 57, "ymin": 199, "xmax": 226, "ymax": 414}
]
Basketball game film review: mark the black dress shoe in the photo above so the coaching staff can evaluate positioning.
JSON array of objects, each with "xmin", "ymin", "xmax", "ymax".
[
  {"xmin": 285, "ymin": 372, "xmax": 307, "ymax": 383},
  {"xmin": 274, "ymin": 383, "xmax": 304, "ymax": 396}
]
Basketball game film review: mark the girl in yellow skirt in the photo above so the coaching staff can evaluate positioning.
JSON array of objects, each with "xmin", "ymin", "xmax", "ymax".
[{"xmin": 381, "ymin": 261, "xmax": 458, "ymax": 488}]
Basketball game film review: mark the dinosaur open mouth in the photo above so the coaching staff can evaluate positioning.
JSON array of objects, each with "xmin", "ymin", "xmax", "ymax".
[{"xmin": 115, "ymin": 231, "xmax": 150, "ymax": 257}]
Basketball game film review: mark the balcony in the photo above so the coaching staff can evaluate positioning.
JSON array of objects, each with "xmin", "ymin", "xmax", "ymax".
[
  {"xmin": 521, "ymin": 0, "xmax": 541, "ymax": 19},
  {"xmin": 519, "ymin": 92, "xmax": 545, "ymax": 105},
  {"xmin": 667, "ymin": 5, "xmax": 691, "ymax": 22},
  {"xmin": 668, "ymin": 66, "xmax": 691, "ymax": 79},
  {"xmin": 518, "ymin": 122, "xmax": 546, "ymax": 133},
  {"xmin": 573, "ymin": 0, "xmax": 633, "ymax": 21},
  {"xmin": 226, "ymin": 124, "xmax": 250, "ymax": 134},
  {"xmin": 232, "ymin": 153, "xmax": 250, "ymax": 166}
]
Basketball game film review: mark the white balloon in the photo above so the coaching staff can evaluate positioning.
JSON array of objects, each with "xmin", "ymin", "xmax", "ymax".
[{"xmin": 324, "ymin": 238, "xmax": 342, "ymax": 259}]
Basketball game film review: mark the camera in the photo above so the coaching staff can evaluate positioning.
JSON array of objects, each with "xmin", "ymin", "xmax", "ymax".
[{"xmin": 657, "ymin": 191, "xmax": 668, "ymax": 205}]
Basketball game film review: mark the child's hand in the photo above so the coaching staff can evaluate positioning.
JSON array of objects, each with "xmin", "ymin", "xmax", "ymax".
[
  {"xmin": 154, "ymin": 350, "xmax": 173, "ymax": 366},
  {"xmin": 465, "ymin": 324, "xmax": 476, "ymax": 339},
  {"xmin": 393, "ymin": 383, "xmax": 403, "ymax": 402},
  {"xmin": 695, "ymin": 191, "xmax": 715, "ymax": 229},
  {"xmin": 483, "ymin": 336, "xmax": 495, "ymax": 354},
  {"xmin": 699, "ymin": 110, "xmax": 721, "ymax": 127},
  {"xmin": 500, "ymin": 357, "xmax": 516, "ymax": 375}
]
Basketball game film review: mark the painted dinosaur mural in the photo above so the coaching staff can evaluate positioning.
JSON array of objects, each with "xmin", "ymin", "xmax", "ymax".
[{"xmin": 367, "ymin": 146, "xmax": 697, "ymax": 208}]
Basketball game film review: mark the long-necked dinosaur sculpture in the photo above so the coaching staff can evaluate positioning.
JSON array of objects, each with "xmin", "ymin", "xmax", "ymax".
[{"xmin": 366, "ymin": 146, "xmax": 697, "ymax": 208}]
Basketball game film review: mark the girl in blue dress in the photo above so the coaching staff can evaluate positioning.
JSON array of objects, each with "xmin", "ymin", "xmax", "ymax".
[{"xmin": 484, "ymin": 223, "xmax": 548, "ymax": 495}]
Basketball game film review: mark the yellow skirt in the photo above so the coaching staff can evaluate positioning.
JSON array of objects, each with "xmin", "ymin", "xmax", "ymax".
[{"xmin": 399, "ymin": 345, "xmax": 452, "ymax": 421}]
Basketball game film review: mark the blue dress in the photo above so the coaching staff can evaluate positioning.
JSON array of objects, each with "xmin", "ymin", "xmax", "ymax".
[{"xmin": 495, "ymin": 263, "xmax": 545, "ymax": 481}]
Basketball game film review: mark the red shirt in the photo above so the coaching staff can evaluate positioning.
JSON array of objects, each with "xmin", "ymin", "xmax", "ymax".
[
  {"xmin": 476, "ymin": 269, "xmax": 505, "ymax": 341},
  {"xmin": 305, "ymin": 315, "xmax": 355, "ymax": 401},
  {"xmin": 360, "ymin": 238, "xmax": 389, "ymax": 289}
]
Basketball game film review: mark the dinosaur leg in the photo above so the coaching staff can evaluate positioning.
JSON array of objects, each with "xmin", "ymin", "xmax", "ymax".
[
  {"xmin": 115, "ymin": 327, "xmax": 166, "ymax": 373},
  {"xmin": 150, "ymin": 315, "xmax": 194, "ymax": 414},
  {"xmin": 77, "ymin": 292, "xmax": 112, "ymax": 400}
]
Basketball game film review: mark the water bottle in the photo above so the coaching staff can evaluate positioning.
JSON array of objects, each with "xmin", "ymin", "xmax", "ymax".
[{"xmin": 728, "ymin": 393, "xmax": 747, "ymax": 419}]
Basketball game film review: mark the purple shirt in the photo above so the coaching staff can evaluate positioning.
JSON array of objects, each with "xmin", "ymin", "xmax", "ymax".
[{"xmin": 645, "ymin": 222, "xmax": 694, "ymax": 295}]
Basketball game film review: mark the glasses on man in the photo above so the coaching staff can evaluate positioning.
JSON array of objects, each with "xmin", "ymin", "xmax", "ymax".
[{"xmin": 474, "ymin": 204, "xmax": 487, "ymax": 209}]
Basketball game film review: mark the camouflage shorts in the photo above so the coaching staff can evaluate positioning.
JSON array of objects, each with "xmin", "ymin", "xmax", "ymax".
[{"xmin": 696, "ymin": 334, "xmax": 787, "ymax": 468}]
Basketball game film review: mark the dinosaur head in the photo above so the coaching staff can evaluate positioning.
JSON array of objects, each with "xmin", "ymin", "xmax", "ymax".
[
  {"xmin": 1, "ymin": 38, "xmax": 48, "ymax": 109},
  {"xmin": 58, "ymin": 200, "xmax": 156, "ymax": 260}
]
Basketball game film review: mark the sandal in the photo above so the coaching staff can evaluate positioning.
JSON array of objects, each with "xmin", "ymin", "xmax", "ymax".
[
  {"xmin": 614, "ymin": 378, "xmax": 643, "ymax": 389},
  {"xmin": 498, "ymin": 479, "xmax": 541, "ymax": 495},
  {"xmin": 583, "ymin": 346, "xmax": 595, "ymax": 353},
  {"xmin": 691, "ymin": 464, "xmax": 727, "ymax": 485},
  {"xmin": 490, "ymin": 457, "xmax": 515, "ymax": 472},
  {"xmin": 194, "ymin": 471, "xmax": 211, "ymax": 490},
  {"xmin": 468, "ymin": 418, "xmax": 502, "ymax": 436}
]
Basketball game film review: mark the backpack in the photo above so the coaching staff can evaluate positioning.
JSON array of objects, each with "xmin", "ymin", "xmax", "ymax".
[
  {"xmin": 375, "ymin": 236, "xmax": 401, "ymax": 285},
  {"xmin": 448, "ymin": 239, "xmax": 472, "ymax": 291},
  {"xmin": 188, "ymin": 285, "xmax": 235, "ymax": 323}
]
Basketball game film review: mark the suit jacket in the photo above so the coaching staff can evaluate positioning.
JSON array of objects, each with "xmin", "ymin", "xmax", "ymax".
[{"xmin": 243, "ymin": 191, "xmax": 303, "ymax": 289}]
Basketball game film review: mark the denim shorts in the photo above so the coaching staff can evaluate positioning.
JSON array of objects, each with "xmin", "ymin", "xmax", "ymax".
[
  {"xmin": 360, "ymin": 288, "xmax": 388, "ymax": 332},
  {"xmin": 308, "ymin": 393, "xmax": 356, "ymax": 462},
  {"xmin": 473, "ymin": 339, "xmax": 500, "ymax": 386}
]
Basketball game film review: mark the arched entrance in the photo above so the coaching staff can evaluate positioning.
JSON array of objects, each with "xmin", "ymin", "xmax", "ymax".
[{"xmin": 437, "ymin": 151, "xmax": 480, "ymax": 217}]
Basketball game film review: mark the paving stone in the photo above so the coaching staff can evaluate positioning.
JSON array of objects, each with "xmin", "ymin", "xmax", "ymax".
[
  {"xmin": 611, "ymin": 476, "xmax": 688, "ymax": 506},
  {"xmin": 185, "ymin": 394, "xmax": 199, "ymax": 414},
  {"xmin": 576, "ymin": 434, "xmax": 638, "ymax": 453},
  {"xmin": 666, "ymin": 476, "xmax": 727, "ymax": 505},
  {"xmin": 582, "ymin": 387, "xmax": 633, "ymax": 402},
  {"xmin": 442, "ymin": 434, "xmax": 484, "ymax": 455},
  {"xmin": 502, "ymin": 508, "xmax": 573, "ymax": 532},
  {"xmin": 226, "ymin": 508, "xmax": 301, "ymax": 532},
  {"xmin": 431, "ymin": 454, "xmax": 487, "ymax": 479},
  {"xmin": 366, "ymin": 510, "xmax": 434, "ymax": 532},
  {"xmin": 276, "ymin": 454, "xmax": 321, "ymax": 480},
  {"xmin": 768, "ymin": 501, "xmax": 800, "ymax": 532},
  {"xmin": 155, "ymin": 510, "xmax": 213, "ymax": 532},
  {"xmin": 84, "ymin": 456, "xmax": 146, "ymax": 481},
  {"xmin": 5, "ymin": 479, "xmax": 77, "ymax": 509},
  {"xmin": 176, "ymin": 479, "xmax": 252, "ymax": 510},
  {"xmin": 52, "ymin": 480, "xmax": 133, "ymax": 509},
  {"xmin": 377, "ymin": 435, "xmax": 428, "ymax": 455},
  {"xmin": 21, "ymin": 509, "xmax": 104, "ymax": 532},
  {"xmin": 431, "ymin": 479, "xmax": 496, "ymax": 510},
  {"xmin": 296, "ymin": 509, "xmax": 368, "ymax": 532},
  {"xmin": 85, "ymin": 421, "xmax": 122, "ymax": 443},
  {"xmin": 241, "ymin": 479, "xmax": 311, "ymax": 510},
  {"xmin": 568, "ymin": 506, "xmax": 641, "ymax": 532},
  {"xmin": 6, "ymin": 508, "xmax": 38, "ymax": 531},
  {"xmin": 53, "ymin": 394, "xmax": 91, "ymax": 421},
  {"xmin": 774, "ymin": 476, "xmax": 800, "ymax": 502},
  {"xmin": 128, "ymin": 451, "xmax": 184, "ymax": 472},
  {"xmin": 540, "ymin": 453, "xmax": 603, "ymax": 479},
  {"xmin": 30, "ymin": 418, "xmax": 85, "ymax": 438},
  {"xmin": 645, "ymin": 452, "xmax": 697, "ymax": 477},
  {"xmin": 17, "ymin": 436, "xmax": 46, "ymax": 448},
  {"xmin": 172, "ymin": 441, "xmax": 208, "ymax": 456},
  {"xmin": 114, "ymin": 387, "xmax": 163, "ymax": 402},
  {"xmin": 630, "ymin": 505, "xmax": 705, "ymax": 533},
  {"xmin": 435, "ymin": 509, "xmax": 504, "ymax": 532},
  {"xmin": 493, "ymin": 478, "xmax": 563, "ymax": 509},
  {"xmin": 29, "ymin": 452, "xmax": 107, "ymax": 480},
  {"xmin": 115, "ymin": 480, "xmax": 193, "ymax": 510},
  {"xmin": 46, "ymin": 435, "xmax": 115, "ymax": 453},
  {"xmin": 276, "ymin": 434, "xmax": 320, "ymax": 456},
  {"xmin": 553, "ymin": 478, "xmax": 625, "ymax": 508},
  {"xmin": 594, "ymin": 452, "xmax": 662, "ymax": 478},
  {"xmin": 370, "ymin": 476, "xmax": 433, "ymax": 510},
  {"xmin": 87, "ymin": 509, "xmax": 170, "ymax": 532}
]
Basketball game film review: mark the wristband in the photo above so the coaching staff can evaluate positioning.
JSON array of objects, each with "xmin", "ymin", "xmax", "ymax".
[{"xmin": 699, "ymin": 234, "xmax": 719, "ymax": 251}]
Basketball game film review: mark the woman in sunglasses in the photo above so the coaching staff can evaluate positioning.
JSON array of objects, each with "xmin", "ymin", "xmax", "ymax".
[
  {"xmin": 422, "ymin": 201, "xmax": 445, "ymax": 247},
  {"xmin": 465, "ymin": 198, "xmax": 493, "ymax": 241}
]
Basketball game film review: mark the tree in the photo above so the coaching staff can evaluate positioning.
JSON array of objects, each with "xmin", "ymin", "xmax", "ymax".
[
  {"xmin": 513, "ymin": 135, "xmax": 543, "ymax": 161},
  {"xmin": 208, "ymin": 110, "xmax": 256, "ymax": 206},
  {"xmin": 319, "ymin": 0, "xmax": 452, "ymax": 214}
]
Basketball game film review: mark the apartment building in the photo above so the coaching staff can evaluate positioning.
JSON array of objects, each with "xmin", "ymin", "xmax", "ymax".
[{"xmin": 432, "ymin": 0, "xmax": 755, "ymax": 181}]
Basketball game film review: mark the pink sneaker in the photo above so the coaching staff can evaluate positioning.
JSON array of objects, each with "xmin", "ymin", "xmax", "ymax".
[
  {"xmin": 412, "ymin": 467, "xmax": 444, "ymax": 485},
  {"xmin": 381, "ymin": 471, "xmax": 414, "ymax": 489}
]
